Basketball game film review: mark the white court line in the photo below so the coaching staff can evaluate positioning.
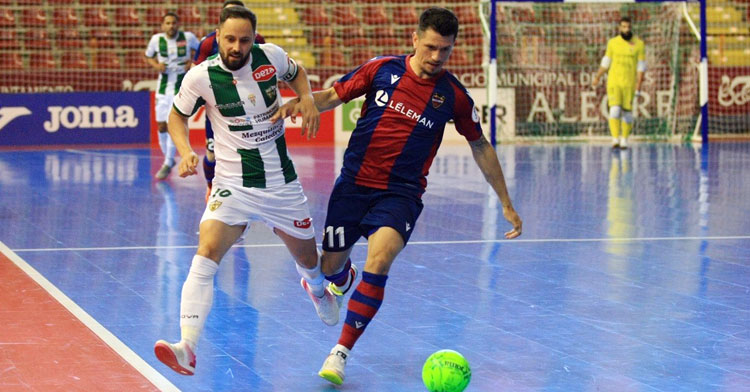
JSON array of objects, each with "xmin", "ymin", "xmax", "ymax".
[
  {"xmin": 0, "ymin": 241, "xmax": 180, "ymax": 392},
  {"xmin": 10, "ymin": 235, "xmax": 750, "ymax": 253}
]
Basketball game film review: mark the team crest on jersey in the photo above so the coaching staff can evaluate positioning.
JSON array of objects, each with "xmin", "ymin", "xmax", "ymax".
[
  {"xmin": 431, "ymin": 93, "xmax": 445, "ymax": 109},
  {"xmin": 253, "ymin": 64, "xmax": 276, "ymax": 82},
  {"xmin": 248, "ymin": 93, "xmax": 256, "ymax": 106},
  {"xmin": 209, "ymin": 200, "xmax": 222, "ymax": 211}
]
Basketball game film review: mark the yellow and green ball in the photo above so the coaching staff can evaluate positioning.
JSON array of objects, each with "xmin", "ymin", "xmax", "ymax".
[{"xmin": 422, "ymin": 349, "xmax": 471, "ymax": 392}]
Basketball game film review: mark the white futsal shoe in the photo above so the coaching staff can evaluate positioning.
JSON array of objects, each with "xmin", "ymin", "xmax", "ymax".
[
  {"xmin": 319, "ymin": 344, "xmax": 350, "ymax": 385},
  {"xmin": 154, "ymin": 340, "xmax": 196, "ymax": 376},
  {"xmin": 301, "ymin": 278, "xmax": 339, "ymax": 326}
]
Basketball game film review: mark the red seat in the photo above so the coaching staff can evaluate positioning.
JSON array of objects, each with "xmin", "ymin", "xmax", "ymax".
[
  {"xmin": 352, "ymin": 49, "xmax": 376, "ymax": 66},
  {"xmin": 146, "ymin": 8, "xmax": 166, "ymax": 25},
  {"xmin": 30, "ymin": 52, "xmax": 56, "ymax": 69},
  {"xmin": 207, "ymin": 7, "xmax": 222, "ymax": 25},
  {"xmin": 26, "ymin": 29, "xmax": 51, "ymax": 50},
  {"xmin": 57, "ymin": 29, "xmax": 84, "ymax": 49},
  {"xmin": 84, "ymin": 7, "xmax": 110, "ymax": 27},
  {"xmin": 454, "ymin": 6, "xmax": 480, "ymax": 24},
  {"xmin": 302, "ymin": 7, "xmax": 329, "ymax": 25},
  {"xmin": 124, "ymin": 50, "xmax": 149, "ymax": 69},
  {"xmin": 22, "ymin": 8, "xmax": 47, "ymax": 27},
  {"xmin": 331, "ymin": 5, "xmax": 359, "ymax": 25},
  {"xmin": 120, "ymin": 29, "xmax": 147, "ymax": 49},
  {"xmin": 0, "ymin": 52, "xmax": 23, "ymax": 70},
  {"xmin": 0, "ymin": 9, "xmax": 14, "ymax": 27},
  {"xmin": 95, "ymin": 52, "xmax": 122, "ymax": 69},
  {"xmin": 363, "ymin": 6, "xmax": 389, "ymax": 26},
  {"xmin": 447, "ymin": 48, "xmax": 472, "ymax": 67},
  {"xmin": 52, "ymin": 7, "xmax": 78, "ymax": 27},
  {"xmin": 178, "ymin": 6, "xmax": 201, "ymax": 25},
  {"xmin": 62, "ymin": 51, "xmax": 89, "ymax": 69},
  {"xmin": 461, "ymin": 25, "xmax": 483, "ymax": 47},
  {"xmin": 342, "ymin": 27, "xmax": 368, "ymax": 47},
  {"xmin": 319, "ymin": 49, "xmax": 348, "ymax": 67},
  {"xmin": 0, "ymin": 29, "xmax": 15, "ymax": 49},
  {"xmin": 310, "ymin": 27, "xmax": 338, "ymax": 47},
  {"xmin": 89, "ymin": 29, "xmax": 115, "ymax": 48},
  {"xmin": 392, "ymin": 6, "xmax": 418, "ymax": 25},
  {"xmin": 114, "ymin": 7, "xmax": 140, "ymax": 27}
]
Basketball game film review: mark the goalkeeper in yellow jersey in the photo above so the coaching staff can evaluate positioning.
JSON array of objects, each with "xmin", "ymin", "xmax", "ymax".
[{"xmin": 592, "ymin": 16, "xmax": 645, "ymax": 149}]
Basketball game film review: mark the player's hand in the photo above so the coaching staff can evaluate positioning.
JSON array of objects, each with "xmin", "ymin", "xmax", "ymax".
[
  {"xmin": 270, "ymin": 98, "xmax": 299, "ymax": 123},
  {"xmin": 295, "ymin": 95, "xmax": 320, "ymax": 139},
  {"xmin": 591, "ymin": 78, "xmax": 599, "ymax": 88},
  {"xmin": 177, "ymin": 151, "xmax": 200, "ymax": 177},
  {"xmin": 502, "ymin": 206, "xmax": 522, "ymax": 239},
  {"xmin": 155, "ymin": 63, "xmax": 166, "ymax": 73}
]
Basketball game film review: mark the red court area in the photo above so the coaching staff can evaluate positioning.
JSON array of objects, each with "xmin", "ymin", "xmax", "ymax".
[{"xmin": 0, "ymin": 253, "xmax": 159, "ymax": 391}]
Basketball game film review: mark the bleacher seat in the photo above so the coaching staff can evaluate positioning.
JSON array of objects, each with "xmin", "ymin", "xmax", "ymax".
[
  {"xmin": 319, "ymin": 48, "xmax": 348, "ymax": 67},
  {"xmin": 114, "ymin": 7, "xmax": 141, "ymax": 27},
  {"xmin": 178, "ymin": 6, "xmax": 202, "ymax": 26},
  {"xmin": 120, "ymin": 29, "xmax": 147, "ymax": 49},
  {"xmin": 0, "ymin": 29, "xmax": 15, "ymax": 50},
  {"xmin": 61, "ymin": 51, "xmax": 88, "ymax": 69},
  {"xmin": 89, "ymin": 29, "xmax": 115, "ymax": 49},
  {"xmin": 26, "ymin": 30, "xmax": 51, "ymax": 50},
  {"xmin": 362, "ymin": 6, "xmax": 389, "ymax": 26},
  {"xmin": 207, "ymin": 7, "xmax": 222, "ymax": 25},
  {"xmin": 352, "ymin": 49, "xmax": 376, "ymax": 66},
  {"xmin": 446, "ymin": 47, "xmax": 471, "ymax": 67},
  {"xmin": 392, "ymin": 6, "xmax": 418, "ymax": 25},
  {"xmin": 331, "ymin": 5, "xmax": 359, "ymax": 25},
  {"xmin": 146, "ymin": 8, "xmax": 167, "ymax": 25},
  {"xmin": 30, "ymin": 52, "xmax": 56, "ymax": 69},
  {"xmin": 95, "ymin": 52, "xmax": 122, "ymax": 69},
  {"xmin": 454, "ymin": 6, "xmax": 480, "ymax": 24},
  {"xmin": 84, "ymin": 8, "xmax": 110, "ymax": 27},
  {"xmin": 22, "ymin": 8, "xmax": 47, "ymax": 27},
  {"xmin": 57, "ymin": 29, "xmax": 84, "ymax": 49},
  {"xmin": 0, "ymin": 52, "xmax": 23, "ymax": 69},
  {"xmin": 52, "ymin": 7, "xmax": 78, "ymax": 27},
  {"xmin": 0, "ymin": 9, "xmax": 14, "ymax": 27},
  {"xmin": 461, "ymin": 25, "xmax": 483, "ymax": 47},
  {"xmin": 302, "ymin": 7, "xmax": 329, "ymax": 25},
  {"xmin": 124, "ymin": 50, "xmax": 149, "ymax": 69}
]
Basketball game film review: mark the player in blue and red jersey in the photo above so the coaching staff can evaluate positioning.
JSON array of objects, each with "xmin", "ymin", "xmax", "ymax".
[
  {"xmin": 193, "ymin": 0, "xmax": 265, "ymax": 201},
  {"xmin": 275, "ymin": 7, "xmax": 522, "ymax": 386}
]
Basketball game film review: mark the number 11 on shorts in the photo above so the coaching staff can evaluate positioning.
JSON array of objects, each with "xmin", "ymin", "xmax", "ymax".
[{"xmin": 326, "ymin": 226, "xmax": 345, "ymax": 248}]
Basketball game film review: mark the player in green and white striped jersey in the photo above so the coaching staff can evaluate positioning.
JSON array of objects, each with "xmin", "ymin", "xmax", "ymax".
[
  {"xmin": 145, "ymin": 11, "xmax": 199, "ymax": 180},
  {"xmin": 153, "ymin": 7, "xmax": 338, "ymax": 376}
]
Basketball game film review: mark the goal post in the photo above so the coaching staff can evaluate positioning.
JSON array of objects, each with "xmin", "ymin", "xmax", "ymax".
[{"xmin": 480, "ymin": 0, "xmax": 707, "ymax": 145}]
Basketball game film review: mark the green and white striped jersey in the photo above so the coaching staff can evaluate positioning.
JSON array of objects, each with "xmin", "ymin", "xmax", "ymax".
[
  {"xmin": 145, "ymin": 31, "xmax": 199, "ymax": 96},
  {"xmin": 173, "ymin": 43, "xmax": 301, "ymax": 189}
]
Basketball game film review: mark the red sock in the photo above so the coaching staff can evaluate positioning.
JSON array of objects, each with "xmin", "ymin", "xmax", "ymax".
[{"xmin": 338, "ymin": 272, "xmax": 387, "ymax": 350}]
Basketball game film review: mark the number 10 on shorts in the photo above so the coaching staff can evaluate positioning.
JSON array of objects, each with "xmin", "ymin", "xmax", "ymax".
[{"xmin": 325, "ymin": 226, "xmax": 345, "ymax": 248}]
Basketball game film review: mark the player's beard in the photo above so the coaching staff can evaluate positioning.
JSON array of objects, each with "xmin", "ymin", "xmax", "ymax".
[
  {"xmin": 220, "ymin": 50, "xmax": 250, "ymax": 71},
  {"xmin": 620, "ymin": 31, "xmax": 633, "ymax": 41}
]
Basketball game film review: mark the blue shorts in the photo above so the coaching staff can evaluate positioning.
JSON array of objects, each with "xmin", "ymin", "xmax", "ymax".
[
  {"xmin": 205, "ymin": 117, "xmax": 214, "ymax": 152},
  {"xmin": 322, "ymin": 179, "xmax": 423, "ymax": 252}
]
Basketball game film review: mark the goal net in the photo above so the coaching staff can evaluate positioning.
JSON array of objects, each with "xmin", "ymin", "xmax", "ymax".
[{"xmin": 482, "ymin": 1, "xmax": 703, "ymax": 142}]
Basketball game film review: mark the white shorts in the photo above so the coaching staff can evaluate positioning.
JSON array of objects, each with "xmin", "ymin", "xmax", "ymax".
[
  {"xmin": 155, "ymin": 93, "xmax": 175, "ymax": 123},
  {"xmin": 201, "ymin": 179, "xmax": 315, "ymax": 240}
]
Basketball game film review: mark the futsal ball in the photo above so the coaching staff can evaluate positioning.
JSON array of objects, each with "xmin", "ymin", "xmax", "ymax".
[{"xmin": 422, "ymin": 349, "xmax": 471, "ymax": 392}]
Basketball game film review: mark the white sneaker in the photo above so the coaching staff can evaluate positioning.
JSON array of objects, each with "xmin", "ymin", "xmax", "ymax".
[
  {"xmin": 611, "ymin": 138, "xmax": 620, "ymax": 149},
  {"xmin": 328, "ymin": 263, "xmax": 359, "ymax": 308},
  {"xmin": 154, "ymin": 340, "xmax": 196, "ymax": 376},
  {"xmin": 619, "ymin": 137, "xmax": 628, "ymax": 149},
  {"xmin": 319, "ymin": 344, "xmax": 349, "ymax": 385},
  {"xmin": 155, "ymin": 163, "xmax": 173, "ymax": 180},
  {"xmin": 301, "ymin": 278, "xmax": 339, "ymax": 326}
]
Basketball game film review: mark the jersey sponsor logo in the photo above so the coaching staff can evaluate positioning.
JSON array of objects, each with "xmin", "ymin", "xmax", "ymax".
[
  {"xmin": 390, "ymin": 74, "xmax": 400, "ymax": 84},
  {"xmin": 431, "ymin": 93, "xmax": 445, "ymax": 109},
  {"xmin": 215, "ymin": 101, "xmax": 245, "ymax": 111},
  {"xmin": 385, "ymin": 96, "xmax": 435, "ymax": 129},
  {"xmin": 375, "ymin": 90, "xmax": 389, "ymax": 107},
  {"xmin": 294, "ymin": 217, "xmax": 312, "ymax": 229},
  {"xmin": 0, "ymin": 107, "xmax": 32, "ymax": 131},
  {"xmin": 43, "ymin": 105, "xmax": 139, "ymax": 132},
  {"xmin": 253, "ymin": 64, "xmax": 276, "ymax": 82},
  {"xmin": 472, "ymin": 105, "xmax": 480, "ymax": 123}
]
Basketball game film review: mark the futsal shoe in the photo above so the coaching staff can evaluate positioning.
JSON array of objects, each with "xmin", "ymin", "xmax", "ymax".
[
  {"xmin": 154, "ymin": 340, "xmax": 196, "ymax": 376},
  {"xmin": 611, "ymin": 138, "xmax": 620, "ymax": 149},
  {"xmin": 301, "ymin": 278, "xmax": 339, "ymax": 326},
  {"xmin": 155, "ymin": 163, "xmax": 173, "ymax": 180},
  {"xmin": 619, "ymin": 137, "xmax": 628, "ymax": 149},
  {"xmin": 319, "ymin": 344, "xmax": 350, "ymax": 385},
  {"xmin": 328, "ymin": 263, "xmax": 359, "ymax": 308}
]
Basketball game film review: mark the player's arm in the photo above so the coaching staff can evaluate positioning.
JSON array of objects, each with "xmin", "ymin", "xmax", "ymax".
[
  {"xmin": 635, "ymin": 42, "xmax": 646, "ymax": 94},
  {"xmin": 167, "ymin": 108, "xmax": 199, "ymax": 177},
  {"xmin": 272, "ymin": 87, "xmax": 342, "ymax": 121},
  {"xmin": 468, "ymin": 135, "xmax": 522, "ymax": 239},
  {"xmin": 283, "ymin": 65, "xmax": 320, "ymax": 139},
  {"xmin": 145, "ymin": 55, "xmax": 165, "ymax": 73}
]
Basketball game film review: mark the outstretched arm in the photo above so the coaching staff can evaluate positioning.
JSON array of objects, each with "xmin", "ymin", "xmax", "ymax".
[
  {"xmin": 271, "ymin": 86, "xmax": 343, "ymax": 124},
  {"xmin": 167, "ymin": 108, "xmax": 200, "ymax": 177},
  {"xmin": 280, "ymin": 65, "xmax": 320, "ymax": 139},
  {"xmin": 469, "ymin": 135, "xmax": 522, "ymax": 239}
]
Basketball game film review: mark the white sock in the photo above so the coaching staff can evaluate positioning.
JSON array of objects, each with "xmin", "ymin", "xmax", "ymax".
[
  {"xmin": 180, "ymin": 255, "xmax": 219, "ymax": 350},
  {"xmin": 158, "ymin": 131, "xmax": 169, "ymax": 157},
  {"xmin": 296, "ymin": 254, "xmax": 325, "ymax": 297},
  {"xmin": 165, "ymin": 136, "xmax": 176, "ymax": 167}
]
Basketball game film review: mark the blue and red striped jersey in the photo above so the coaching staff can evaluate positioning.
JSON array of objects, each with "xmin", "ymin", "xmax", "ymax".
[{"xmin": 333, "ymin": 54, "xmax": 482, "ymax": 198}]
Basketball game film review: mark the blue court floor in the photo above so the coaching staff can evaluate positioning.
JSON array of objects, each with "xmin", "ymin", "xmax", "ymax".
[{"xmin": 1, "ymin": 141, "xmax": 749, "ymax": 391}]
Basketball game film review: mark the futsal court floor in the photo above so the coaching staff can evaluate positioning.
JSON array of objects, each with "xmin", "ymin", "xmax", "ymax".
[{"xmin": 1, "ymin": 141, "xmax": 748, "ymax": 391}]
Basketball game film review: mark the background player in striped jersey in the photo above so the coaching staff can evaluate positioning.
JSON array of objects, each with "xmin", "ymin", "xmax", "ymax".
[
  {"xmin": 145, "ymin": 12, "xmax": 199, "ymax": 179},
  {"xmin": 153, "ymin": 7, "xmax": 338, "ymax": 376},
  {"xmin": 274, "ymin": 7, "xmax": 523, "ymax": 386},
  {"xmin": 591, "ymin": 16, "xmax": 646, "ymax": 149},
  {"xmin": 192, "ymin": 0, "xmax": 267, "ymax": 201}
]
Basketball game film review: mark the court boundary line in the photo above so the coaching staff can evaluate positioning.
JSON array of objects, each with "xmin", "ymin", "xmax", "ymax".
[
  {"xmin": 8, "ymin": 235, "xmax": 750, "ymax": 252},
  {"xmin": 0, "ymin": 241, "xmax": 180, "ymax": 392}
]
